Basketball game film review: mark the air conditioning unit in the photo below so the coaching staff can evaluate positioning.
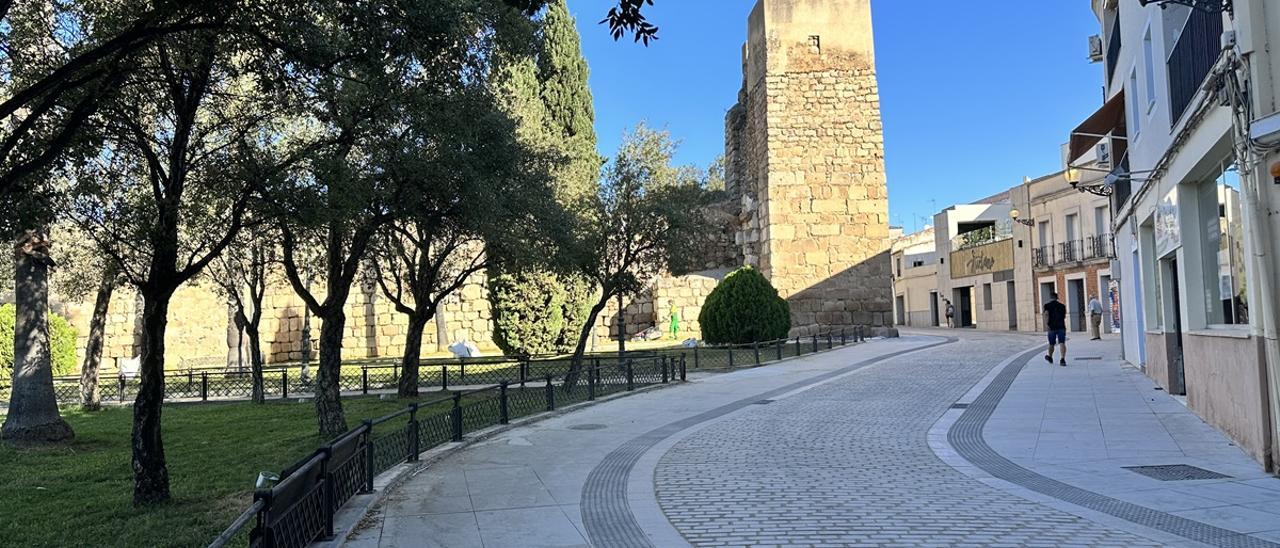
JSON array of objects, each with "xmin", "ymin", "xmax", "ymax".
[
  {"xmin": 1088, "ymin": 35, "xmax": 1104, "ymax": 63},
  {"xmin": 1096, "ymin": 141, "xmax": 1112, "ymax": 169}
]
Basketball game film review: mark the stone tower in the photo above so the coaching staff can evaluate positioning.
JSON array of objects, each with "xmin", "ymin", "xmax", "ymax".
[{"xmin": 724, "ymin": 0, "xmax": 892, "ymax": 333}]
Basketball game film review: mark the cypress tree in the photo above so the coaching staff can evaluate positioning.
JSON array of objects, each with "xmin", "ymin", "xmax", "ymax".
[{"xmin": 489, "ymin": 1, "xmax": 600, "ymax": 355}]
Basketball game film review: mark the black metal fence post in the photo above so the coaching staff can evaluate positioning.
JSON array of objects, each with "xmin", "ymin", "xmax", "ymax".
[
  {"xmin": 282, "ymin": 369, "xmax": 289, "ymax": 399},
  {"xmin": 545, "ymin": 376, "xmax": 555, "ymax": 411},
  {"xmin": 499, "ymin": 382, "xmax": 510, "ymax": 424},
  {"xmin": 588, "ymin": 365, "xmax": 596, "ymax": 401},
  {"xmin": 320, "ymin": 445, "xmax": 335, "ymax": 540},
  {"xmin": 626, "ymin": 360, "xmax": 634, "ymax": 391},
  {"xmin": 728, "ymin": 347, "xmax": 735, "ymax": 368},
  {"xmin": 361, "ymin": 367, "xmax": 369, "ymax": 395},
  {"xmin": 776, "ymin": 339, "xmax": 783, "ymax": 361},
  {"xmin": 661, "ymin": 357, "xmax": 669, "ymax": 383},
  {"xmin": 753, "ymin": 343, "xmax": 760, "ymax": 365},
  {"xmin": 795, "ymin": 337, "xmax": 801, "ymax": 357},
  {"xmin": 679, "ymin": 355, "xmax": 687, "ymax": 381},
  {"xmin": 827, "ymin": 333, "xmax": 833, "ymax": 349},
  {"xmin": 442, "ymin": 365, "xmax": 449, "ymax": 391},
  {"xmin": 362, "ymin": 421, "xmax": 375, "ymax": 494},
  {"xmin": 693, "ymin": 345, "xmax": 700, "ymax": 369},
  {"xmin": 812, "ymin": 335, "xmax": 818, "ymax": 353},
  {"xmin": 408, "ymin": 403, "xmax": 420, "ymax": 462},
  {"xmin": 841, "ymin": 328, "xmax": 846, "ymax": 345},
  {"xmin": 459, "ymin": 357, "xmax": 466, "ymax": 381},
  {"xmin": 519, "ymin": 358, "xmax": 528, "ymax": 388},
  {"xmin": 450, "ymin": 392, "xmax": 463, "ymax": 442},
  {"xmin": 201, "ymin": 372, "xmax": 209, "ymax": 401}
]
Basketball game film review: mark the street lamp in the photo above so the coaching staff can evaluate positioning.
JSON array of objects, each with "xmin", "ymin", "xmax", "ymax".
[{"xmin": 1010, "ymin": 208, "xmax": 1034, "ymax": 227}]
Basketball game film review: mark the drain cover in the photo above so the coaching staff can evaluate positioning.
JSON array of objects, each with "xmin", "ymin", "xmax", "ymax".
[
  {"xmin": 568, "ymin": 424, "xmax": 607, "ymax": 431},
  {"xmin": 950, "ymin": 403, "xmax": 969, "ymax": 409},
  {"xmin": 1123, "ymin": 464, "xmax": 1231, "ymax": 481},
  {"xmin": 753, "ymin": 400, "xmax": 775, "ymax": 405},
  {"xmin": 1077, "ymin": 356, "xmax": 1102, "ymax": 361}
]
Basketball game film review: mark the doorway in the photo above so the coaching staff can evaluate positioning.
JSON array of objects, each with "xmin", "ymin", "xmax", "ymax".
[
  {"xmin": 1165, "ymin": 257, "xmax": 1186, "ymax": 395},
  {"xmin": 929, "ymin": 291, "xmax": 939, "ymax": 327},
  {"xmin": 895, "ymin": 295, "xmax": 906, "ymax": 326},
  {"xmin": 1099, "ymin": 274, "xmax": 1113, "ymax": 334},
  {"xmin": 1067, "ymin": 278, "xmax": 1086, "ymax": 332},
  {"xmin": 954, "ymin": 287, "xmax": 975, "ymax": 328},
  {"xmin": 1006, "ymin": 281, "xmax": 1018, "ymax": 330}
]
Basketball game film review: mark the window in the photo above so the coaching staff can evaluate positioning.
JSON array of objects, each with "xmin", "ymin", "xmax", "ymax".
[
  {"xmin": 1199, "ymin": 162, "xmax": 1249, "ymax": 325},
  {"xmin": 1143, "ymin": 27, "xmax": 1157, "ymax": 111},
  {"xmin": 1065, "ymin": 213, "xmax": 1079, "ymax": 242},
  {"xmin": 1129, "ymin": 69, "xmax": 1142, "ymax": 137},
  {"xmin": 1094, "ymin": 206, "xmax": 1109, "ymax": 236},
  {"xmin": 895, "ymin": 257, "xmax": 902, "ymax": 277},
  {"xmin": 983, "ymin": 283, "xmax": 993, "ymax": 311},
  {"xmin": 912, "ymin": 259, "xmax": 925, "ymax": 268},
  {"xmin": 1038, "ymin": 220, "xmax": 1051, "ymax": 247}
]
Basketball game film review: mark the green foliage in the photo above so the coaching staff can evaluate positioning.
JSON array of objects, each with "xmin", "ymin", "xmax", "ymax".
[
  {"xmin": 698, "ymin": 267, "xmax": 791, "ymax": 344},
  {"xmin": 490, "ymin": 270, "xmax": 566, "ymax": 356},
  {"xmin": 490, "ymin": 0, "xmax": 602, "ymax": 353},
  {"xmin": 0, "ymin": 304, "xmax": 79, "ymax": 380}
]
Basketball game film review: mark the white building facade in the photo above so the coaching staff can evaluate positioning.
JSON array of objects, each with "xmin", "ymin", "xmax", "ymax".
[{"xmin": 1075, "ymin": 0, "xmax": 1280, "ymax": 470}]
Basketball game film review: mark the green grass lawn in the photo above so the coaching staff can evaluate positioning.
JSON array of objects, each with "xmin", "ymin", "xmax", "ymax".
[{"xmin": 0, "ymin": 396, "xmax": 449, "ymax": 548}]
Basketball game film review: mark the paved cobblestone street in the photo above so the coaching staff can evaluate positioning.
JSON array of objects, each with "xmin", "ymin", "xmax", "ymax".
[
  {"xmin": 654, "ymin": 331, "xmax": 1163, "ymax": 547},
  {"xmin": 351, "ymin": 330, "xmax": 1280, "ymax": 547}
]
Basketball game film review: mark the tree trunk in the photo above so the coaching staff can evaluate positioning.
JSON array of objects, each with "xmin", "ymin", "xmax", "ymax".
[
  {"xmin": 132, "ymin": 289, "xmax": 173, "ymax": 505},
  {"xmin": 398, "ymin": 313, "xmax": 430, "ymax": 398},
  {"xmin": 314, "ymin": 310, "xmax": 348, "ymax": 437},
  {"xmin": 79, "ymin": 266, "xmax": 117, "ymax": 411},
  {"xmin": 564, "ymin": 298, "xmax": 609, "ymax": 389},
  {"xmin": 2, "ymin": 236, "xmax": 74, "ymax": 443},
  {"xmin": 247, "ymin": 325, "xmax": 264, "ymax": 404}
]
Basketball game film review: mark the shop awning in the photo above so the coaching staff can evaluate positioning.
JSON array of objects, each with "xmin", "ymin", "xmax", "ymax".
[{"xmin": 1068, "ymin": 89, "xmax": 1126, "ymax": 164}]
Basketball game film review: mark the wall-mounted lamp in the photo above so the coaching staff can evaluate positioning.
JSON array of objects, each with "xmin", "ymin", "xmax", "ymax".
[{"xmin": 1009, "ymin": 208, "xmax": 1034, "ymax": 227}]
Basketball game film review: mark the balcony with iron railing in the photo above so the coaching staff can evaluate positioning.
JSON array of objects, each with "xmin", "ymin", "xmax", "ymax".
[
  {"xmin": 1085, "ymin": 233, "xmax": 1116, "ymax": 260},
  {"xmin": 1058, "ymin": 240, "xmax": 1085, "ymax": 264},
  {"xmin": 1033, "ymin": 246, "xmax": 1054, "ymax": 270},
  {"xmin": 1168, "ymin": 7, "xmax": 1224, "ymax": 124}
]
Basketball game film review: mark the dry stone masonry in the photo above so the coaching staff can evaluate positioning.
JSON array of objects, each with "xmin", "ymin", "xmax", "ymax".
[{"xmin": 724, "ymin": 0, "xmax": 893, "ymax": 334}]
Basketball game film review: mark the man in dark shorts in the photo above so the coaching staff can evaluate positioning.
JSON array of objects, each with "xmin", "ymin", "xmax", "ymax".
[{"xmin": 1043, "ymin": 292, "xmax": 1068, "ymax": 366}]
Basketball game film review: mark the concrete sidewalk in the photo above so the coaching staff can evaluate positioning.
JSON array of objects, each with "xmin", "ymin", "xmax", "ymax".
[{"xmin": 939, "ymin": 334, "xmax": 1280, "ymax": 544}]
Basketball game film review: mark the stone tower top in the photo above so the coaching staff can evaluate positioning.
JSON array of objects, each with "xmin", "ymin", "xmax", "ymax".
[{"xmin": 745, "ymin": 0, "xmax": 876, "ymax": 87}]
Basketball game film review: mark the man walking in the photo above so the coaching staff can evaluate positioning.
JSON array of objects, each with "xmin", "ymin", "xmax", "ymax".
[
  {"xmin": 1088, "ymin": 294, "xmax": 1104, "ymax": 340},
  {"xmin": 1044, "ymin": 292, "xmax": 1068, "ymax": 366},
  {"xmin": 944, "ymin": 300, "xmax": 954, "ymax": 328}
]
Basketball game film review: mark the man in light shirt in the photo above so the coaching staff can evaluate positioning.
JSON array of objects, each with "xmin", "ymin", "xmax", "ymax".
[{"xmin": 1088, "ymin": 295, "xmax": 1104, "ymax": 340}]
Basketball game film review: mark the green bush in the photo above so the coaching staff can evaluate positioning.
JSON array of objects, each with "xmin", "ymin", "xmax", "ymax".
[
  {"xmin": 698, "ymin": 267, "xmax": 791, "ymax": 344},
  {"xmin": 490, "ymin": 270, "xmax": 567, "ymax": 356},
  {"xmin": 0, "ymin": 303, "xmax": 79, "ymax": 380}
]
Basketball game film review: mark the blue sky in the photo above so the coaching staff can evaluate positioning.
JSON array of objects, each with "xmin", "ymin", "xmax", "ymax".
[{"xmin": 568, "ymin": 0, "xmax": 1106, "ymax": 233}]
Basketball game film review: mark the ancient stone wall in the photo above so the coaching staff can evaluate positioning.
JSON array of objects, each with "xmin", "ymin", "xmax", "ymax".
[{"xmin": 723, "ymin": 0, "xmax": 892, "ymax": 334}]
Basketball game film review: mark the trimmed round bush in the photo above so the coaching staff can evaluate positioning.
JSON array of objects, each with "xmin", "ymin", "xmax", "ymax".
[
  {"xmin": 698, "ymin": 267, "xmax": 791, "ymax": 344},
  {"xmin": 0, "ymin": 303, "xmax": 79, "ymax": 379}
]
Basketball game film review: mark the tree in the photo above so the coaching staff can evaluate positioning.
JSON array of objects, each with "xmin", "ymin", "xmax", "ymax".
[
  {"xmin": 65, "ymin": 24, "xmax": 297, "ymax": 504},
  {"xmin": 564, "ymin": 124, "xmax": 711, "ymax": 381},
  {"xmin": 491, "ymin": 0, "xmax": 602, "ymax": 355},
  {"xmin": 207, "ymin": 231, "xmax": 270, "ymax": 403},
  {"xmin": 0, "ymin": 1, "xmax": 657, "ymax": 199},
  {"xmin": 271, "ymin": 0, "xmax": 544, "ymax": 436},
  {"xmin": 1, "ymin": 231, "xmax": 75, "ymax": 443},
  {"xmin": 368, "ymin": 79, "xmax": 557, "ymax": 397},
  {"xmin": 50, "ymin": 223, "xmax": 122, "ymax": 411}
]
